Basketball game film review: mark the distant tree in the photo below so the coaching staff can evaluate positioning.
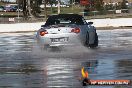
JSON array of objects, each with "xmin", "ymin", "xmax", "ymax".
[
  {"xmin": 94, "ymin": 0, "xmax": 104, "ymax": 11},
  {"xmin": 16, "ymin": 0, "xmax": 42, "ymax": 19},
  {"xmin": 81, "ymin": 0, "xmax": 104, "ymax": 11},
  {"xmin": 105, "ymin": 3, "xmax": 115, "ymax": 10},
  {"xmin": 121, "ymin": 0, "xmax": 128, "ymax": 9},
  {"xmin": 48, "ymin": 0, "xmax": 57, "ymax": 5},
  {"xmin": 69, "ymin": 0, "xmax": 80, "ymax": 4},
  {"xmin": 69, "ymin": 0, "xmax": 72, "ymax": 4},
  {"xmin": 44, "ymin": 0, "xmax": 48, "ymax": 19},
  {"xmin": 30, "ymin": 0, "xmax": 42, "ymax": 16},
  {"xmin": 23, "ymin": 0, "xmax": 27, "ymax": 19},
  {"xmin": 116, "ymin": 2, "xmax": 122, "ymax": 10},
  {"xmin": 48, "ymin": 0, "xmax": 57, "ymax": 13}
]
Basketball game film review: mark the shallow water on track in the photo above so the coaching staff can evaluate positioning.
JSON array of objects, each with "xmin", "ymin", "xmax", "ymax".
[{"xmin": 0, "ymin": 29, "xmax": 132, "ymax": 88}]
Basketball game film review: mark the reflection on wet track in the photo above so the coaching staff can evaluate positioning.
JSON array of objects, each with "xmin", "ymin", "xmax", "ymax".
[{"xmin": 0, "ymin": 29, "xmax": 132, "ymax": 88}]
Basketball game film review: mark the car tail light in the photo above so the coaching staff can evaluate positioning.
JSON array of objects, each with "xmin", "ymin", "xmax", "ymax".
[
  {"xmin": 71, "ymin": 28, "xmax": 80, "ymax": 33},
  {"xmin": 40, "ymin": 31, "xmax": 48, "ymax": 36}
]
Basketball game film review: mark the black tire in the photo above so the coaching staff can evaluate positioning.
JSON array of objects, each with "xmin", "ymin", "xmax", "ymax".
[
  {"xmin": 95, "ymin": 33, "xmax": 98, "ymax": 46},
  {"xmin": 84, "ymin": 33, "xmax": 89, "ymax": 47},
  {"xmin": 89, "ymin": 33, "xmax": 98, "ymax": 48}
]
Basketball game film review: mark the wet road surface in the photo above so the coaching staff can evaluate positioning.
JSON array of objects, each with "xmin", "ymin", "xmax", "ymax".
[{"xmin": 0, "ymin": 29, "xmax": 132, "ymax": 88}]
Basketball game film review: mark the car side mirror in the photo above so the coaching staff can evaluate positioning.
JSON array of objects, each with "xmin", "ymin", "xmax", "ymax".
[{"xmin": 88, "ymin": 22, "xmax": 93, "ymax": 25}]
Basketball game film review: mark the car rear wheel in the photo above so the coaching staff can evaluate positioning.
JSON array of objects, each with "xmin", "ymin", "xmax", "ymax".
[
  {"xmin": 84, "ymin": 33, "xmax": 89, "ymax": 47},
  {"xmin": 89, "ymin": 33, "xmax": 98, "ymax": 48}
]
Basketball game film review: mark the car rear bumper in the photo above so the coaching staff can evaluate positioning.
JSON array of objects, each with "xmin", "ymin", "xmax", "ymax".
[
  {"xmin": 38, "ymin": 33, "xmax": 82, "ymax": 46},
  {"xmin": 47, "ymin": 43, "xmax": 74, "ymax": 47}
]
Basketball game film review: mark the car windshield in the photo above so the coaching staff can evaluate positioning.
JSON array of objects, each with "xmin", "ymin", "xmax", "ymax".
[{"xmin": 45, "ymin": 14, "xmax": 85, "ymax": 26}]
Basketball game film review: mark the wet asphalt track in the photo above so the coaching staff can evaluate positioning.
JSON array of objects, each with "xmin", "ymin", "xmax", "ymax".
[{"xmin": 0, "ymin": 29, "xmax": 132, "ymax": 88}]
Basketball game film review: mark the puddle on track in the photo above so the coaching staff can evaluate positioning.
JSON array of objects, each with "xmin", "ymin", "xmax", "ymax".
[{"xmin": 0, "ymin": 29, "xmax": 132, "ymax": 88}]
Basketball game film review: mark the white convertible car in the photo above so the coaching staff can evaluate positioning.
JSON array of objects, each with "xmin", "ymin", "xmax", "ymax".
[{"xmin": 36, "ymin": 14, "xmax": 98, "ymax": 49}]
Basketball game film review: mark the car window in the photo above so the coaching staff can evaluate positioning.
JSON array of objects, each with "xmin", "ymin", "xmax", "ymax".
[{"xmin": 45, "ymin": 15, "xmax": 85, "ymax": 26}]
